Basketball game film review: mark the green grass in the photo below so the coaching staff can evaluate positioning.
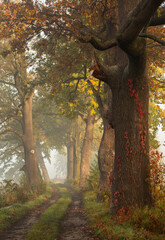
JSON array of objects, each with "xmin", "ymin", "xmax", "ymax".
[
  {"xmin": 83, "ymin": 191, "xmax": 165, "ymax": 240},
  {"xmin": 25, "ymin": 186, "xmax": 72, "ymax": 240},
  {"xmin": 0, "ymin": 185, "xmax": 53, "ymax": 233}
]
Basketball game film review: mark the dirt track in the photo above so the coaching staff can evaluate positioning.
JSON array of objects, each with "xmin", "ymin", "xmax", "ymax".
[
  {"xmin": 59, "ymin": 189, "xmax": 100, "ymax": 240},
  {"xmin": 0, "ymin": 186, "xmax": 60, "ymax": 240},
  {"xmin": 0, "ymin": 186, "xmax": 100, "ymax": 240}
]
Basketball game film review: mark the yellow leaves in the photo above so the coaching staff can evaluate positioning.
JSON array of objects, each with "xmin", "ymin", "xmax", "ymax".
[{"xmin": 90, "ymin": 108, "xmax": 95, "ymax": 115}]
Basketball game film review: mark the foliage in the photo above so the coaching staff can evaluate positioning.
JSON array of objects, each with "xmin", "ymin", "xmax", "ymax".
[
  {"xmin": 149, "ymin": 150, "xmax": 165, "ymax": 207},
  {"xmin": 84, "ymin": 191, "xmax": 165, "ymax": 240},
  {"xmin": 25, "ymin": 186, "xmax": 71, "ymax": 240},
  {"xmin": 0, "ymin": 184, "xmax": 53, "ymax": 233}
]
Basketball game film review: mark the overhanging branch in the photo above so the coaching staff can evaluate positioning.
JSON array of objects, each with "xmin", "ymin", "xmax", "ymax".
[
  {"xmin": 139, "ymin": 33, "xmax": 165, "ymax": 46},
  {"xmin": 149, "ymin": 8, "xmax": 165, "ymax": 26},
  {"xmin": 117, "ymin": 0, "xmax": 164, "ymax": 49},
  {"xmin": 79, "ymin": 35, "xmax": 117, "ymax": 51}
]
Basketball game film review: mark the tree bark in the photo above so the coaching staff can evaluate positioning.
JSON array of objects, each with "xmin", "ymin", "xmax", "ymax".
[
  {"xmin": 73, "ymin": 116, "xmax": 81, "ymax": 181},
  {"xmin": 97, "ymin": 85, "xmax": 115, "ymax": 201},
  {"xmin": 67, "ymin": 140, "xmax": 74, "ymax": 180},
  {"xmin": 109, "ymin": 52, "xmax": 152, "ymax": 213},
  {"xmin": 36, "ymin": 146, "xmax": 50, "ymax": 183},
  {"xmin": 22, "ymin": 93, "xmax": 42, "ymax": 186},
  {"xmin": 89, "ymin": 0, "xmax": 155, "ymax": 214},
  {"xmin": 80, "ymin": 112, "xmax": 95, "ymax": 185},
  {"xmin": 109, "ymin": 0, "xmax": 153, "ymax": 214}
]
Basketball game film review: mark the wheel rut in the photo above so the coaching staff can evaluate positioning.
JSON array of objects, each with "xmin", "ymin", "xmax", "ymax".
[
  {"xmin": 0, "ymin": 186, "xmax": 60, "ymax": 240},
  {"xmin": 58, "ymin": 188, "xmax": 100, "ymax": 240}
]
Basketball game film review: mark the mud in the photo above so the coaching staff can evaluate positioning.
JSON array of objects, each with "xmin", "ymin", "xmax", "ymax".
[{"xmin": 0, "ymin": 186, "xmax": 60, "ymax": 240}]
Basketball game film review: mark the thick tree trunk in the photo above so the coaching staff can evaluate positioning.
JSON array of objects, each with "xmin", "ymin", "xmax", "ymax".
[
  {"xmin": 36, "ymin": 147, "xmax": 50, "ymax": 183},
  {"xmin": 107, "ymin": 0, "xmax": 152, "ymax": 215},
  {"xmin": 73, "ymin": 116, "xmax": 81, "ymax": 181},
  {"xmin": 90, "ymin": 0, "xmax": 154, "ymax": 215},
  {"xmin": 22, "ymin": 94, "xmax": 42, "ymax": 186},
  {"xmin": 80, "ymin": 113, "xmax": 95, "ymax": 185},
  {"xmin": 67, "ymin": 141, "xmax": 74, "ymax": 179},
  {"xmin": 110, "ymin": 60, "xmax": 152, "ymax": 213}
]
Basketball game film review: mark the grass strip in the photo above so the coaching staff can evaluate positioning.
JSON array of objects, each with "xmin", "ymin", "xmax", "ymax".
[
  {"xmin": 0, "ymin": 185, "xmax": 53, "ymax": 233},
  {"xmin": 25, "ymin": 186, "xmax": 72, "ymax": 240},
  {"xmin": 83, "ymin": 191, "xmax": 165, "ymax": 240}
]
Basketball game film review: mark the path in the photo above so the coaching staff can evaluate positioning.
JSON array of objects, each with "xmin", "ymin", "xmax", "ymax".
[
  {"xmin": 59, "ymin": 188, "xmax": 100, "ymax": 240},
  {"xmin": 0, "ymin": 186, "xmax": 60, "ymax": 240}
]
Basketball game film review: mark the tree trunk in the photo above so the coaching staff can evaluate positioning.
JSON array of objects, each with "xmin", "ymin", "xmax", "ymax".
[
  {"xmin": 36, "ymin": 147, "xmax": 50, "ymax": 183},
  {"xmin": 95, "ymin": 84, "xmax": 115, "ymax": 201},
  {"xmin": 110, "ymin": 60, "xmax": 152, "ymax": 213},
  {"xmin": 67, "ymin": 140, "xmax": 74, "ymax": 180},
  {"xmin": 80, "ymin": 113, "xmax": 95, "ymax": 185},
  {"xmin": 107, "ymin": 0, "xmax": 152, "ymax": 215},
  {"xmin": 73, "ymin": 116, "xmax": 81, "ymax": 181},
  {"xmin": 97, "ymin": 119, "xmax": 115, "ymax": 201},
  {"xmin": 90, "ymin": 0, "xmax": 154, "ymax": 215},
  {"xmin": 22, "ymin": 93, "xmax": 42, "ymax": 186}
]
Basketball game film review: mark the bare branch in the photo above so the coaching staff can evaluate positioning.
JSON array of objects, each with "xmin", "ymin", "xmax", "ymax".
[
  {"xmin": 0, "ymin": 128, "xmax": 23, "ymax": 141},
  {"xmin": 79, "ymin": 35, "xmax": 117, "ymax": 51},
  {"xmin": 139, "ymin": 33, "xmax": 165, "ymax": 45},
  {"xmin": 90, "ymin": 54, "xmax": 120, "ymax": 88}
]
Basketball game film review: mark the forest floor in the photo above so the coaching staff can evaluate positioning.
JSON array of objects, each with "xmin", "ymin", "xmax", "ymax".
[
  {"xmin": 0, "ymin": 186, "xmax": 101, "ymax": 240},
  {"xmin": 0, "ymin": 186, "xmax": 60, "ymax": 240}
]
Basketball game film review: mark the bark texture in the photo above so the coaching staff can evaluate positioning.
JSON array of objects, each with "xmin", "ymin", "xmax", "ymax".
[
  {"xmin": 36, "ymin": 145, "xmax": 50, "ymax": 183},
  {"xmin": 73, "ymin": 116, "xmax": 81, "ymax": 181},
  {"xmin": 80, "ymin": 113, "xmax": 95, "ymax": 185},
  {"xmin": 94, "ymin": 85, "xmax": 115, "ymax": 201},
  {"xmin": 22, "ymin": 93, "xmax": 42, "ymax": 185},
  {"xmin": 88, "ymin": 0, "xmax": 160, "ymax": 213},
  {"xmin": 67, "ymin": 140, "xmax": 74, "ymax": 180}
]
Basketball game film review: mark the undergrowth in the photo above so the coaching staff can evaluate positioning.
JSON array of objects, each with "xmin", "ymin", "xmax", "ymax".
[
  {"xmin": 0, "ymin": 179, "xmax": 46, "ymax": 207},
  {"xmin": 25, "ymin": 186, "xmax": 71, "ymax": 240},
  {"xmin": 84, "ymin": 191, "xmax": 165, "ymax": 240}
]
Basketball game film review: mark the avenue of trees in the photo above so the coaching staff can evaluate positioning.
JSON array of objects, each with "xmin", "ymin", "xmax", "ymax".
[{"xmin": 0, "ymin": 0, "xmax": 164, "ymax": 215}]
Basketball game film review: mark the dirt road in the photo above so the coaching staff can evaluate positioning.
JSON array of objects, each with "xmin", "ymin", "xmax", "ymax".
[
  {"xmin": 0, "ymin": 187, "xmax": 60, "ymax": 240},
  {"xmin": 59, "ymin": 189, "xmax": 100, "ymax": 240}
]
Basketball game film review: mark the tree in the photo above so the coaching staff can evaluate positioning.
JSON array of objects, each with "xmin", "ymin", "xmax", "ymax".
[
  {"xmin": 0, "ymin": 42, "xmax": 42, "ymax": 186},
  {"xmin": 0, "ymin": 0, "xmax": 165, "ymax": 214}
]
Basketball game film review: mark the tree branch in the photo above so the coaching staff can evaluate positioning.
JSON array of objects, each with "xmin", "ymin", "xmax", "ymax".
[
  {"xmin": 117, "ymin": 0, "xmax": 164, "ymax": 50},
  {"xmin": 90, "ymin": 54, "xmax": 120, "ymax": 88},
  {"xmin": 0, "ymin": 128, "xmax": 23, "ymax": 141},
  {"xmin": 139, "ymin": 33, "xmax": 165, "ymax": 46},
  {"xmin": 149, "ymin": 9, "xmax": 165, "ymax": 26},
  {"xmin": 77, "ymin": 111, "xmax": 87, "ymax": 122},
  {"xmin": 79, "ymin": 35, "xmax": 117, "ymax": 51},
  {"xmin": 0, "ymin": 80, "xmax": 15, "ymax": 87}
]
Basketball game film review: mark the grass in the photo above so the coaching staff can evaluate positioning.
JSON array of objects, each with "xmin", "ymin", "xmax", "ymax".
[
  {"xmin": 0, "ymin": 184, "xmax": 53, "ymax": 233},
  {"xmin": 25, "ymin": 186, "xmax": 72, "ymax": 240},
  {"xmin": 83, "ymin": 191, "xmax": 165, "ymax": 240}
]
